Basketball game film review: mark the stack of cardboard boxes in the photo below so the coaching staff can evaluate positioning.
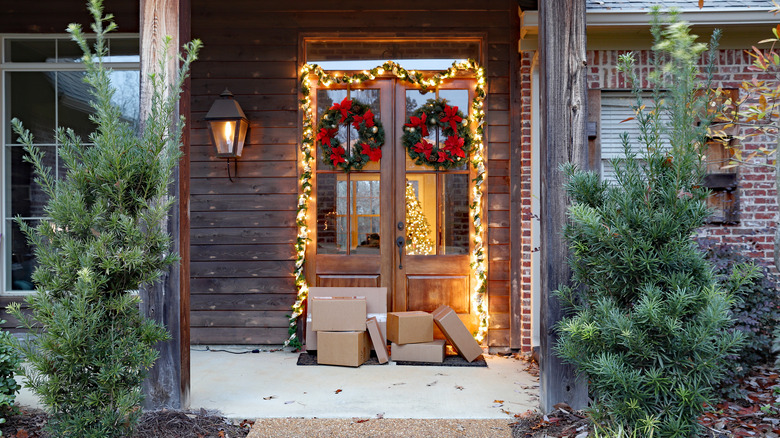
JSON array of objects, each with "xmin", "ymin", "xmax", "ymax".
[
  {"xmin": 306, "ymin": 287, "xmax": 483, "ymax": 367},
  {"xmin": 387, "ymin": 311, "xmax": 445, "ymax": 363},
  {"xmin": 311, "ymin": 296, "xmax": 372, "ymax": 367}
]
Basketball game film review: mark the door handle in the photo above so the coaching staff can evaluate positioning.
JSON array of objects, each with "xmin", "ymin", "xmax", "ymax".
[{"xmin": 396, "ymin": 236, "xmax": 405, "ymax": 270}]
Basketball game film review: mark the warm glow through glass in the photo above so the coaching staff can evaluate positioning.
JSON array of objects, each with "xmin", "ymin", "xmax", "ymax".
[{"xmin": 224, "ymin": 122, "xmax": 233, "ymax": 149}]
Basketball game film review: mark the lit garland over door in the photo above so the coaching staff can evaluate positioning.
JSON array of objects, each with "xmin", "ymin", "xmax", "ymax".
[{"xmin": 286, "ymin": 61, "xmax": 487, "ymax": 349}]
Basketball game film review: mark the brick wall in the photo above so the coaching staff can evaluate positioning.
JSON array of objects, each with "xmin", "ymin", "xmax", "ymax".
[
  {"xmin": 519, "ymin": 50, "xmax": 535, "ymax": 352},
  {"xmin": 586, "ymin": 48, "xmax": 778, "ymax": 267}
]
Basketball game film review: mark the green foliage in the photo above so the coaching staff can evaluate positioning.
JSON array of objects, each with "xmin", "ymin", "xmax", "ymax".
[
  {"xmin": 554, "ymin": 10, "xmax": 741, "ymax": 437},
  {"xmin": 700, "ymin": 242, "xmax": 780, "ymax": 398},
  {"xmin": 6, "ymin": 1, "xmax": 201, "ymax": 437},
  {"xmin": 774, "ymin": 325, "xmax": 780, "ymax": 370},
  {"xmin": 0, "ymin": 327, "xmax": 20, "ymax": 428}
]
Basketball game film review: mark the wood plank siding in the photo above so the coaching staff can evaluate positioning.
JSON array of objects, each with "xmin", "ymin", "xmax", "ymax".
[{"xmin": 189, "ymin": 0, "xmax": 520, "ymax": 345}]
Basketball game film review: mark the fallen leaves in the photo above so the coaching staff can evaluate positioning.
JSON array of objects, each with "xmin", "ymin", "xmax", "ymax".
[
  {"xmin": 700, "ymin": 366, "xmax": 780, "ymax": 438},
  {"xmin": 334, "ymin": 389, "xmax": 342, "ymax": 394}
]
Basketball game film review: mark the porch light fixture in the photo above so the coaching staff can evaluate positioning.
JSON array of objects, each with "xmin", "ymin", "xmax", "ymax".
[{"xmin": 205, "ymin": 88, "xmax": 248, "ymax": 181}]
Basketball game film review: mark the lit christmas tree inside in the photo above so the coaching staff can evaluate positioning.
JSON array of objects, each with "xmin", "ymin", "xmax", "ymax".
[{"xmin": 405, "ymin": 180, "xmax": 434, "ymax": 255}]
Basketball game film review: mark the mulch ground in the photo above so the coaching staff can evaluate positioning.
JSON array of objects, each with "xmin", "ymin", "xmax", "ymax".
[
  {"xmin": 0, "ymin": 407, "xmax": 253, "ymax": 438},
  {"xmin": 510, "ymin": 364, "xmax": 780, "ymax": 438}
]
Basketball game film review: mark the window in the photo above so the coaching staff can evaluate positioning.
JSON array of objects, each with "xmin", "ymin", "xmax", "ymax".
[
  {"xmin": 2, "ymin": 35, "xmax": 140, "ymax": 293},
  {"xmin": 599, "ymin": 90, "xmax": 739, "ymax": 222}
]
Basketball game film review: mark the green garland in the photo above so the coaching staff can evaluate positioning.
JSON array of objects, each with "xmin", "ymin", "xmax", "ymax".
[
  {"xmin": 317, "ymin": 97, "xmax": 385, "ymax": 171},
  {"xmin": 402, "ymin": 98, "xmax": 473, "ymax": 170},
  {"xmin": 286, "ymin": 60, "xmax": 488, "ymax": 349}
]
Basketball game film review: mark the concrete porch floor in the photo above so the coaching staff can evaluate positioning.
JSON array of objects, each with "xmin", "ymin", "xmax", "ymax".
[
  {"xmin": 15, "ymin": 347, "xmax": 540, "ymax": 420},
  {"xmin": 189, "ymin": 347, "xmax": 539, "ymax": 419}
]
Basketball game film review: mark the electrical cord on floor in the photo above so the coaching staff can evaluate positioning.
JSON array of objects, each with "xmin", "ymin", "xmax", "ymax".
[
  {"xmin": 191, "ymin": 346, "xmax": 285, "ymax": 354},
  {"xmin": 192, "ymin": 346, "xmax": 261, "ymax": 354}
]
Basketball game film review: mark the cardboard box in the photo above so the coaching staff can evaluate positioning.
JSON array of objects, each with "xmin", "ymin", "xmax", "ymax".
[
  {"xmin": 387, "ymin": 311, "xmax": 433, "ymax": 345},
  {"xmin": 310, "ymin": 297, "xmax": 366, "ymax": 332},
  {"xmin": 366, "ymin": 317, "xmax": 389, "ymax": 364},
  {"xmin": 432, "ymin": 305, "xmax": 483, "ymax": 362},
  {"xmin": 390, "ymin": 340, "xmax": 445, "ymax": 363},
  {"xmin": 317, "ymin": 331, "xmax": 370, "ymax": 367},
  {"xmin": 305, "ymin": 287, "xmax": 387, "ymax": 351}
]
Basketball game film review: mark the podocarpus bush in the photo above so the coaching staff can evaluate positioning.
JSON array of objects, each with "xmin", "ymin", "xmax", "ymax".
[
  {"xmin": 7, "ymin": 1, "xmax": 200, "ymax": 437},
  {"xmin": 0, "ymin": 328, "xmax": 20, "ymax": 427},
  {"xmin": 700, "ymin": 242, "xmax": 780, "ymax": 398},
  {"xmin": 554, "ymin": 10, "xmax": 742, "ymax": 437}
]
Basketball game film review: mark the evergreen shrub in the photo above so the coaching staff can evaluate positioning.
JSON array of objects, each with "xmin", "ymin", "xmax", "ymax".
[
  {"xmin": 7, "ymin": 1, "xmax": 200, "ymax": 437},
  {"xmin": 0, "ymin": 328, "xmax": 20, "ymax": 427},
  {"xmin": 554, "ymin": 11, "xmax": 741, "ymax": 437},
  {"xmin": 699, "ymin": 241, "xmax": 780, "ymax": 398}
]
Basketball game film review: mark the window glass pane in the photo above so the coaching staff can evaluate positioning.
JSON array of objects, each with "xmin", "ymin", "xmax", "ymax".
[
  {"xmin": 316, "ymin": 89, "xmax": 347, "ymax": 169},
  {"xmin": 6, "ymin": 72, "xmax": 56, "ymax": 144},
  {"xmin": 316, "ymin": 173, "xmax": 345, "ymax": 255},
  {"xmin": 109, "ymin": 70, "xmax": 141, "ymax": 132},
  {"xmin": 57, "ymin": 71, "xmax": 97, "ymax": 140},
  {"xmin": 351, "ymin": 89, "xmax": 381, "ymax": 171},
  {"xmin": 306, "ymin": 40, "xmax": 479, "ymax": 67},
  {"xmin": 438, "ymin": 89, "xmax": 469, "ymax": 117},
  {"xmin": 352, "ymin": 176, "xmax": 380, "ymax": 254},
  {"xmin": 404, "ymin": 177, "xmax": 435, "ymax": 255},
  {"xmin": 405, "ymin": 89, "xmax": 436, "ymax": 171},
  {"xmin": 8, "ymin": 146, "xmax": 55, "ymax": 218},
  {"xmin": 57, "ymin": 38, "xmax": 96, "ymax": 63},
  {"xmin": 441, "ymin": 174, "xmax": 470, "ymax": 255},
  {"xmin": 8, "ymin": 219, "xmax": 39, "ymax": 291},
  {"xmin": 350, "ymin": 89, "xmax": 380, "ymax": 115},
  {"xmin": 5, "ymin": 40, "xmax": 55, "ymax": 63},
  {"xmin": 438, "ymin": 89, "xmax": 470, "ymax": 170},
  {"xmin": 108, "ymin": 38, "xmax": 140, "ymax": 58}
]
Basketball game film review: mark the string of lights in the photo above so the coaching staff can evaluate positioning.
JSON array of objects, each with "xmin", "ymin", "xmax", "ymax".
[{"xmin": 285, "ymin": 59, "xmax": 488, "ymax": 348}]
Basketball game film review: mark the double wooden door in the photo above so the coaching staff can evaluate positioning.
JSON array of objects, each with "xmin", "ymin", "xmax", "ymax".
[{"xmin": 307, "ymin": 77, "xmax": 477, "ymax": 330}]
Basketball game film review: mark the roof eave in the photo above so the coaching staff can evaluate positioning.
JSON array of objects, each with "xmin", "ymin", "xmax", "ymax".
[{"xmin": 521, "ymin": 8, "xmax": 777, "ymax": 36}]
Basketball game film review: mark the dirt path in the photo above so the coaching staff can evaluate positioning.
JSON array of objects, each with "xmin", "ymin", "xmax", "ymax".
[{"xmin": 247, "ymin": 418, "xmax": 514, "ymax": 437}]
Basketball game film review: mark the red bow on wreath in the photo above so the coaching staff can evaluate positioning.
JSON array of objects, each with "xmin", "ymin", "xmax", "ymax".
[
  {"xmin": 352, "ymin": 109, "xmax": 376, "ymax": 129},
  {"xmin": 316, "ymin": 127, "xmax": 337, "ymax": 147},
  {"xmin": 331, "ymin": 97, "xmax": 353, "ymax": 123},
  {"xmin": 441, "ymin": 105, "xmax": 463, "ymax": 132},
  {"xmin": 360, "ymin": 142, "xmax": 382, "ymax": 161},
  {"xmin": 404, "ymin": 112, "xmax": 429, "ymax": 137},
  {"xmin": 413, "ymin": 139, "xmax": 435, "ymax": 160}
]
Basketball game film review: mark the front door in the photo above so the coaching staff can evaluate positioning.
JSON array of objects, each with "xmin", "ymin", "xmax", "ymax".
[{"xmin": 309, "ymin": 76, "xmax": 477, "ymax": 330}]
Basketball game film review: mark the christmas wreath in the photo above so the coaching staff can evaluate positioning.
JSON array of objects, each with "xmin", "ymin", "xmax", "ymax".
[
  {"xmin": 402, "ymin": 98, "xmax": 473, "ymax": 170},
  {"xmin": 316, "ymin": 97, "xmax": 385, "ymax": 171}
]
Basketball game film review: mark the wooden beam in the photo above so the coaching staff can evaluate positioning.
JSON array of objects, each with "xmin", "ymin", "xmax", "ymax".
[
  {"xmin": 178, "ymin": 0, "xmax": 192, "ymax": 409},
  {"xmin": 538, "ymin": 0, "xmax": 589, "ymax": 412},
  {"xmin": 139, "ymin": 0, "xmax": 186, "ymax": 409}
]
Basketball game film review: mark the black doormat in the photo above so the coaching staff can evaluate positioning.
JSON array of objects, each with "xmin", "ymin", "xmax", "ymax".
[
  {"xmin": 395, "ymin": 355, "xmax": 487, "ymax": 367},
  {"xmin": 297, "ymin": 352, "xmax": 487, "ymax": 367},
  {"xmin": 297, "ymin": 352, "xmax": 389, "ymax": 366}
]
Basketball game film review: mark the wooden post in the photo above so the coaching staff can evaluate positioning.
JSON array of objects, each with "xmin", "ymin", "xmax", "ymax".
[
  {"xmin": 538, "ymin": 0, "xmax": 589, "ymax": 412},
  {"xmin": 139, "ymin": 0, "xmax": 188, "ymax": 409}
]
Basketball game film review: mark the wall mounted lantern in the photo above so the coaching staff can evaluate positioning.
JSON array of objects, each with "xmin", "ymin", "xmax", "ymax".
[{"xmin": 205, "ymin": 88, "xmax": 248, "ymax": 181}]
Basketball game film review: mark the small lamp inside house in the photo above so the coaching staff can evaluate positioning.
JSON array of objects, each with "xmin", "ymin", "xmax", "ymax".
[{"xmin": 205, "ymin": 89, "xmax": 248, "ymax": 180}]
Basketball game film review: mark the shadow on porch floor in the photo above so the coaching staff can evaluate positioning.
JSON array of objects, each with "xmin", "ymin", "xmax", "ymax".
[{"xmin": 190, "ymin": 347, "xmax": 539, "ymax": 419}]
